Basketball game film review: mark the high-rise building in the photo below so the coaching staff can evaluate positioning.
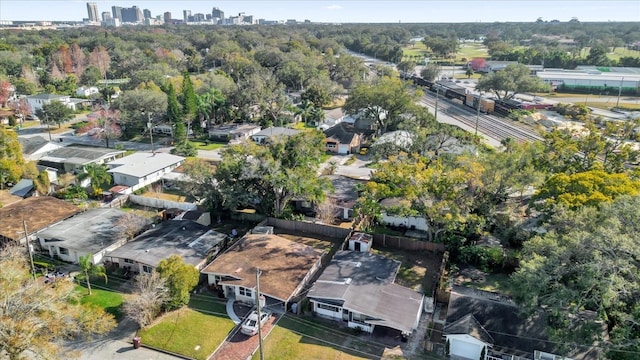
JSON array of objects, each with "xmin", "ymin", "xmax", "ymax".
[
  {"xmin": 121, "ymin": 6, "xmax": 142, "ymax": 23},
  {"xmin": 111, "ymin": 6, "xmax": 122, "ymax": 20},
  {"xmin": 102, "ymin": 12, "xmax": 111, "ymax": 21},
  {"xmin": 163, "ymin": 12, "xmax": 172, "ymax": 24},
  {"xmin": 183, "ymin": 10, "xmax": 191, "ymax": 23},
  {"xmin": 86, "ymin": 2, "xmax": 99, "ymax": 22},
  {"xmin": 143, "ymin": 9, "xmax": 151, "ymax": 19},
  {"xmin": 212, "ymin": 7, "xmax": 224, "ymax": 21}
]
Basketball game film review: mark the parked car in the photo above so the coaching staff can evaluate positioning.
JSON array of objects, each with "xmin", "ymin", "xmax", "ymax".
[
  {"xmin": 26, "ymin": 114, "xmax": 39, "ymax": 120},
  {"xmin": 240, "ymin": 310, "xmax": 271, "ymax": 336}
]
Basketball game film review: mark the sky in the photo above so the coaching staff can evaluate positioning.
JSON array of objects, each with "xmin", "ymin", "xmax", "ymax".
[{"xmin": 0, "ymin": 0, "xmax": 639, "ymax": 23}]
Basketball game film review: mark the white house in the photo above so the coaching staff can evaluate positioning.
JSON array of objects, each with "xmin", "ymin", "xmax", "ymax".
[
  {"xmin": 18, "ymin": 135, "xmax": 63, "ymax": 161},
  {"xmin": 25, "ymin": 93, "xmax": 75, "ymax": 112},
  {"xmin": 106, "ymin": 152, "xmax": 185, "ymax": 192},
  {"xmin": 307, "ymin": 251, "xmax": 424, "ymax": 335},
  {"xmin": 251, "ymin": 127, "xmax": 299, "ymax": 144},
  {"xmin": 76, "ymin": 86, "xmax": 100, "ymax": 97},
  {"xmin": 37, "ymin": 208, "xmax": 149, "ymax": 264}
]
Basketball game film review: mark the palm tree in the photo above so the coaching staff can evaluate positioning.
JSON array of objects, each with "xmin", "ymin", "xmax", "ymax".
[
  {"xmin": 78, "ymin": 254, "xmax": 108, "ymax": 295},
  {"xmin": 77, "ymin": 163, "xmax": 111, "ymax": 197}
]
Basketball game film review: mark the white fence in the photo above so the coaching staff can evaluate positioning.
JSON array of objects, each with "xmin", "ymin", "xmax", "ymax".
[{"xmin": 128, "ymin": 194, "xmax": 197, "ymax": 211}]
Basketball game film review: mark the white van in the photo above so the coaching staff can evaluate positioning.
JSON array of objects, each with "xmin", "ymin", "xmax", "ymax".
[{"xmin": 152, "ymin": 125, "xmax": 173, "ymax": 136}]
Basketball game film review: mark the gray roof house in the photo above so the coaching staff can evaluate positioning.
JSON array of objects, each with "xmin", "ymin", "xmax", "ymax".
[
  {"xmin": 324, "ymin": 123, "xmax": 362, "ymax": 155},
  {"xmin": 251, "ymin": 127, "xmax": 300, "ymax": 144},
  {"xmin": 36, "ymin": 208, "xmax": 150, "ymax": 264},
  {"xmin": 105, "ymin": 220, "xmax": 227, "ymax": 273},
  {"xmin": 307, "ymin": 251, "xmax": 424, "ymax": 335},
  {"xmin": 38, "ymin": 145, "xmax": 125, "ymax": 174},
  {"xmin": 208, "ymin": 123, "xmax": 261, "ymax": 143},
  {"xmin": 18, "ymin": 135, "xmax": 63, "ymax": 161},
  {"xmin": 107, "ymin": 152, "xmax": 185, "ymax": 192},
  {"xmin": 443, "ymin": 286, "xmax": 604, "ymax": 360}
]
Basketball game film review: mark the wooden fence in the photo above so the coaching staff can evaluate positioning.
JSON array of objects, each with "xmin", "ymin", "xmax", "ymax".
[{"xmin": 372, "ymin": 234, "xmax": 446, "ymax": 252}]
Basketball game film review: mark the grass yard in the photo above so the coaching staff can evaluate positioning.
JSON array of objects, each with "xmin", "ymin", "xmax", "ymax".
[
  {"xmin": 579, "ymin": 47, "xmax": 640, "ymax": 62},
  {"xmin": 75, "ymin": 285, "xmax": 125, "ymax": 320},
  {"xmin": 189, "ymin": 140, "xmax": 226, "ymax": 150},
  {"xmin": 255, "ymin": 316, "xmax": 383, "ymax": 360},
  {"xmin": 140, "ymin": 190, "xmax": 187, "ymax": 203},
  {"xmin": 370, "ymin": 246, "xmax": 443, "ymax": 294},
  {"xmin": 138, "ymin": 305, "xmax": 235, "ymax": 360},
  {"xmin": 461, "ymin": 272, "xmax": 516, "ymax": 297},
  {"xmin": 457, "ymin": 42, "xmax": 489, "ymax": 59}
]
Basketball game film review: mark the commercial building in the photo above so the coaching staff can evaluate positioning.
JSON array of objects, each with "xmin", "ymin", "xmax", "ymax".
[
  {"xmin": 536, "ymin": 68, "xmax": 640, "ymax": 95},
  {"xmin": 86, "ymin": 2, "xmax": 99, "ymax": 22}
]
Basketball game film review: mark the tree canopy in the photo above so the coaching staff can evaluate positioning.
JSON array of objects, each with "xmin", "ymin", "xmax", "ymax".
[
  {"xmin": 156, "ymin": 255, "xmax": 200, "ymax": 309},
  {"xmin": 476, "ymin": 63, "xmax": 550, "ymax": 100}
]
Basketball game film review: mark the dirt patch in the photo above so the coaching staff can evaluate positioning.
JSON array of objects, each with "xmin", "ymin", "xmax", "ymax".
[
  {"xmin": 371, "ymin": 247, "xmax": 444, "ymax": 295},
  {"xmin": 274, "ymin": 231, "xmax": 339, "ymax": 252}
]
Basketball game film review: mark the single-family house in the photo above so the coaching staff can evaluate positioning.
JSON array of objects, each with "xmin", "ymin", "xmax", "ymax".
[
  {"xmin": 251, "ymin": 127, "xmax": 300, "ymax": 144},
  {"xmin": 443, "ymin": 286, "xmax": 604, "ymax": 360},
  {"xmin": 38, "ymin": 145, "xmax": 125, "ymax": 174},
  {"xmin": 37, "ymin": 208, "xmax": 150, "ymax": 264},
  {"xmin": 372, "ymin": 130, "xmax": 414, "ymax": 153},
  {"xmin": 0, "ymin": 196, "xmax": 81, "ymax": 243},
  {"xmin": 25, "ymin": 93, "xmax": 75, "ymax": 112},
  {"xmin": 105, "ymin": 219, "xmax": 227, "ymax": 274},
  {"xmin": 18, "ymin": 135, "xmax": 63, "ymax": 161},
  {"xmin": 76, "ymin": 86, "xmax": 100, "ymax": 97},
  {"xmin": 324, "ymin": 123, "xmax": 362, "ymax": 154},
  {"xmin": 202, "ymin": 233, "xmax": 323, "ymax": 308},
  {"xmin": 324, "ymin": 175, "xmax": 363, "ymax": 220},
  {"xmin": 208, "ymin": 123, "xmax": 261, "ymax": 142},
  {"xmin": 307, "ymin": 250, "xmax": 424, "ymax": 335},
  {"xmin": 106, "ymin": 152, "xmax": 185, "ymax": 192}
]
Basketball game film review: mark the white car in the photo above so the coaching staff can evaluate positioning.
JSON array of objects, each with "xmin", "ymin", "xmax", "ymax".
[{"xmin": 240, "ymin": 310, "xmax": 271, "ymax": 336}]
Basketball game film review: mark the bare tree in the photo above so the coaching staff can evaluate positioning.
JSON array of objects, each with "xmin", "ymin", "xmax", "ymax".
[
  {"xmin": 316, "ymin": 197, "xmax": 339, "ymax": 224},
  {"xmin": 116, "ymin": 212, "xmax": 150, "ymax": 241},
  {"xmin": 0, "ymin": 244, "xmax": 115, "ymax": 359},
  {"xmin": 123, "ymin": 272, "xmax": 169, "ymax": 328}
]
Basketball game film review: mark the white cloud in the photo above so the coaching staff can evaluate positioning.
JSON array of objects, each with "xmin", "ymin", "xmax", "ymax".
[{"xmin": 326, "ymin": 4, "xmax": 343, "ymax": 10}]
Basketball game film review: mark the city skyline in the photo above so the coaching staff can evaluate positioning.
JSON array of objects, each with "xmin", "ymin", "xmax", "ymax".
[{"xmin": 1, "ymin": 0, "xmax": 639, "ymax": 23}]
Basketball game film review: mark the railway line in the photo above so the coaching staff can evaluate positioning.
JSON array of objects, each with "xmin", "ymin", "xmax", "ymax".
[{"xmin": 419, "ymin": 92, "xmax": 543, "ymax": 143}]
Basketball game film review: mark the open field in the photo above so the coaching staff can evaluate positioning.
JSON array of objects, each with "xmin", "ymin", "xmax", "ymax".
[
  {"xmin": 255, "ymin": 316, "xmax": 384, "ymax": 360},
  {"xmin": 580, "ymin": 47, "xmax": 640, "ymax": 62},
  {"xmin": 457, "ymin": 42, "xmax": 489, "ymax": 59}
]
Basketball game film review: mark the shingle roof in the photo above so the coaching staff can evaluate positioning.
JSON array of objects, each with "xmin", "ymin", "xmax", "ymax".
[
  {"xmin": 0, "ymin": 197, "xmax": 81, "ymax": 241},
  {"xmin": 40, "ymin": 145, "xmax": 125, "ymax": 164},
  {"xmin": 107, "ymin": 152, "xmax": 184, "ymax": 178},
  {"xmin": 324, "ymin": 123, "xmax": 359, "ymax": 145},
  {"xmin": 308, "ymin": 251, "xmax": 424, "ymax": 333},
  {"xmin": 26, "ymin": 93, "xmax": 69, "ymax": 100},
  {"xmin": 202, "ymin": 234, "xmax": 323, "ymax": 301},
  {"xmin": 18, "ymin": 136, "xmax": 51, "ymax": 155},
  {"xmin": 107, "ymin": 220, "xmax": 226, "ymax": 268},
  {"xmin": 37, "ymin": 208, "xmax": 149, "ymax": 254},
  {"xmin": 252, "ymin": 127, "xmax": 299, "ymax": 137}
]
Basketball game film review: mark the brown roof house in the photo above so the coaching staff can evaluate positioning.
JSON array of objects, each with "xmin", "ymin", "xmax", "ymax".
[
  {"xmin": 202, "ymin": 233, "xmax": 324, "ymax": 309},
  {"xmin": 0, "ymin": 196, "xmax": 80, "ymax": 243},
  {"xmin": 324, "ymin": 123, "xmax": 362, "ymax": 154}
]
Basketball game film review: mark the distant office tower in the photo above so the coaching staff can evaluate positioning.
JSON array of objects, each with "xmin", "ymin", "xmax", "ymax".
[
  {"xmin": 112, "ymin": 6, "xmax": 122, "ymax": 20},
  {"xmin": 192, "ymin": 13, "xmax": 205, "ymax": 22},
  {"xmin": 164, "ymin": 12, "xmax": 172, "ymax": 23},
  {"xmin": 212, "ymin": 7, "xmax": 224, "ymax": 21},
  {"xmin": 183, "ymin": 10, "xmax": 191, "ymax": 22},
  {"xmin": 244, "ymin": 15, "xmax": 254, "ymax": 25},
  {"xmin": 102, "ymin": 12, "xmax": 111, "ymax": 21},
  {"xmin": 143, "ymin": 9, "xmax": 151, "ymax": 19},
  {"xmin": 121, "ymin": 6, "xmax": 142, "ymax": 23},
  {"xmin": 86, "ymin": 2, "xmax": 99, "ymax": 22}
]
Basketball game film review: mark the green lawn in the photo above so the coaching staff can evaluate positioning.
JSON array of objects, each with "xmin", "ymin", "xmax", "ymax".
[
  {"xmin": 189, "ymin": 140, "xmax": 226, "ymax": 150},
  {"xmin": 457, "ymin": 42, "xmax": 489, "ymax": 59},
  {"xmin": 255, "ymin": 316, "xmax": 383, "ymax": 360},
  {"xmin": 579, "ymin": 47, "xmax": 640, "ymax": 62},
  {"xmin": 75, "ymin": 285, "xmax": 125, "ymax": 320},
  {"xmin": 138, "ymin": 298, "xmax": 235, "ymax": 360}
]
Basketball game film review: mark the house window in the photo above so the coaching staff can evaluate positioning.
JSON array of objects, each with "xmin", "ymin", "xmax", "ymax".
[
  {"xmin": 238, "ymin": 287, "xmax": 252, "ymax": 297},
  {"xmin": 124, "ymin": 258, "xmax": 134, "ymax": 264},
  {"xmin": 317, "ymin": 303, "xmax": 340, "ymax": 312},
  {"xmin": 142, "ymin": 265, "xmax": 152, "ymax": 273},
  {"xmin": 58, "ymin": 247, "xmax": 69, "ymax": 255}
]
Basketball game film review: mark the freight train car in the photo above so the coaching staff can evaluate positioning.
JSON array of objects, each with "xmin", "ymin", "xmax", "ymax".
[{"xmin": 465, "ymin": 93, "xmax": 495, "ymax": 114}]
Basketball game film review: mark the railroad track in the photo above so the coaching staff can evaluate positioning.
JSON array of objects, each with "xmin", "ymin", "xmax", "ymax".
[{"xmin": 419, "ymin": 94, "xmax": 543, "ymax": 143}]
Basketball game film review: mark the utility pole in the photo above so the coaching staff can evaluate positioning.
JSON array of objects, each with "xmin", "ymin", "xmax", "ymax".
[
  {"xmin": 616, "ymin": 76, "xmax": 624, "ymax": 108},
  {"xmin": 22, "ymin": 220, "xmax": 36, "ymax": 278},
  {"xmin": 255, "ymin": 268, "xmax": 264, "ymax": 360},
  {"xmin": 434, "ymin": 85, "xmax": 439, "ymax": 121}
]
